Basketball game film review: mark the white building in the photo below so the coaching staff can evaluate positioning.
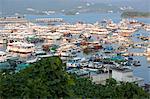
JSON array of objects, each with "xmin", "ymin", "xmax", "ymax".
[{"xmin": 111, "ymin": 67, "xmax": 143, "ymax": 84}]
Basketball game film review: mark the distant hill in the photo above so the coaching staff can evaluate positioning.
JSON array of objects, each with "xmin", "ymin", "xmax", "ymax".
[
  {"xmin": 0, "ymin": 0, "xmax": 149, "ymax": 16},
  {"xmin": 121, "ymin": 11, "xmax": 150, "ymax": 18}
]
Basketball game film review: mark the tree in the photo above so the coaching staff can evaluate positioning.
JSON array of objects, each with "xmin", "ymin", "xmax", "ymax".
[
  {"xmin": 0, "ymin": 57, "xmax": 74, "ymax": 98},
  {"xmin": 70, "ymin": 76, "xmax": 149, "ymax": 98},
  {"xmin": 0, "ymin": 57, "xmax": 149, "ymax": 98}
]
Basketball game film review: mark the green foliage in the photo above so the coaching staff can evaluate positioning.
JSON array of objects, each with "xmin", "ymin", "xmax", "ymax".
[
  {"xmin": 121, "ymin": 11, "xmax": 150, "ymax": 18},
  {"xmin": 0, "ymin": 57, "xmax": 149, "ymax": 98},
  {"xmin": 0, "ymin": 57, "xmax": 74, "ymax": 98},
  {"xmin": 71, "ymin": 77, "xmax": 149, "ymax": 98}
]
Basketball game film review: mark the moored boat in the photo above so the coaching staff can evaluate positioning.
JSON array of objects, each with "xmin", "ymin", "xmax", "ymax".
[{"xmin": 7, "ymin": 42, "xmax": 35, "ymax": 54}]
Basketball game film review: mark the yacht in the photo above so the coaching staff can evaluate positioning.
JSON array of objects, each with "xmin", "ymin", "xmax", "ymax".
[
  {"xmin": 90, "ymin": 28, "xmax": 110, "ymax": 35},
  {"xmin": 40, "ymin": 32, "xmax": 63, "ymax": 42},
  {"xmin": 7, "ymin": 42, "xmax": 35, "ymax": 54},
  {"xmin": 117, "ymin": 27, "xmax": 137, "ymax": 37},
  {"xmin": 106, "ymin": 23, "xmax": 118, "ymax": 30}
]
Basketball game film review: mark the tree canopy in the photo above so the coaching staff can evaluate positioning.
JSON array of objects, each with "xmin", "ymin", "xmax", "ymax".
[
  {"xmin": 0, "ymin": 57, "xmax": 149, "ymax": 98},
  {"xmin": 0, "ymin": 57, "xmax": 74, "ymax": 98},
  {"xmin": 71, "ymin": 76, "xmax": 149, "ymax": 98}
]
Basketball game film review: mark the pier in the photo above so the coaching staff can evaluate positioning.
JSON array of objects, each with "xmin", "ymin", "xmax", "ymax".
[
  {"xmin": 133, "ymin": 42, "xmax": 150, "ymax": 45},
  {"xmin": 123, "ymin": 52, "xmax": 147, "ymax": 56},
  {"xmin": 0, "ymin": 18, "xmax": 28, "ymax": 24},
  {"xmin": 34, "ymin": 18, "xmax": 64, "ymax": 23}
]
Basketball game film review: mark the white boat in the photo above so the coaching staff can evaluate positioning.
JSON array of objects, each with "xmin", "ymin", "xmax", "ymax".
[
  {"xmin": 106, "ymin": 23, "xmax": 118, "ymax": 30},
  {"xmin": 80, "ymin": 59, "xmax": 89, "ymax": 67},
  {"xmin": 43, "ymin": 32, "xmax": 63, "ymax": 41},
  {"xmin": 147, "ymin": 47, "xmax": 150, "ymax": 56},
  {"xmin": 58, "ymin": 49, "xmax": 78, "ymax": 58},
  {"xmin": 66, "ymin": 57, "xmax": 81, "ymax": 67},
  {"xmin": 147, "ymin": 56, "xmax": 150, "ymax": 62},
  {"xmin": 76, "ymin": 12, "xmax": 80, "ymax": 15},
  {"xmin": 7, "ymin": 42, "xmax": 35, "ymax": 54},
  {"xmin": 0, "ymin": 51, "xmax": 7, "ymax": 62},
  {"xmin": 143, "ymin": 24, "xmax": 150, "ymax": 31},
  {"xmin": 26, "ymin": 8, "xmax": 35, "ymax": 12},
  {"xmin": 80, "ymin": 32, "xmax": 91, "ymax": 38},
  {"xmin": 90, "ymin": 28, "xmax": 110, "ymax": 35},
  {"xmin": 117, "ymin": 27, "xmax": 137, "ymax": 37},
  {"xmin": 26, "ymin": 57, "xmax": 38, "ymax": 63},
  {"xmin": 108, "ymin": 10, "xmax": 113, "ymax": 13},
  {"xmin": 77, "ymin": 6, "xmax": 82, "ymax": 9}
]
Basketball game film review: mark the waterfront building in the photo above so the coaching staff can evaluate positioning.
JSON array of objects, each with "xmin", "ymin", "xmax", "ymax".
[{"xmin": 111, "ymin": 67, "xmax": 143, "ymax": 85}]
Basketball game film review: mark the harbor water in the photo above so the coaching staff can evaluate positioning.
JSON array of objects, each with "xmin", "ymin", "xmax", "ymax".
[
  {"xmin": 0, "ymin": 12, "xmax": 150, "ymax": 83},
  {"xmin": 27, "ymin": 12, "xmax": 150, "ymax": 83}
]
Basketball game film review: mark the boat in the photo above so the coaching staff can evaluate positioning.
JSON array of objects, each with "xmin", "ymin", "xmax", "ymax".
[
  {"xmin": 90, "ymin": 28, "xmax": 110, "ymax": 35},
  {"xmin": 79, "ymin": 32, "xmax": 91, "ymax": 39},
  {"xmin": 80, "ymin": 58, "xmax": 89, "ymax": 67},
  {"xmin": 133, "ymin": 61, "xmax": 141, "ymax": 66},
  {"xmin": 66, "ymin": 57, "xmax": 81, "ymax": 68},
  {"xmin": 147, "ymin": 47, "xmax": 150, "ymax": 56},
  {"xmin": 76, "ymin": 12, "xmax": 80, "ymax": 15},
  {"xmin": 106, "ymin": 23, "xmax": 118, "ymax": 30},
  {"xmin": 26, "ymin": 8, "xmax": 35, "ymax": 12},
  {"xmin": 0, "ymin": 51, "xmax": 7, "ymax": 62},
  {"xmin": 143, "ymin": 24, "xmax": 150, "ymax": 31},
  {"xmin": 7, "ymin": 42, "xmax": 35, "ymax": 54},
  {"xmin": 117, "ymin": 27, "xmax": 137, "ymax": 37},
  {"xmin": 57, "ymin": 44, "xmax": 80, "ymax": 57},
  {"xmin": 43, "ymin": 32, "xmax": 63, "ymax": 42}
]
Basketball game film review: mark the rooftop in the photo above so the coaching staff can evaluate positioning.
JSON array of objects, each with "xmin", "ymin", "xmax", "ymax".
[{"xmin": 111, "ymin": 67, "xmax": 133, "ymax": 73}]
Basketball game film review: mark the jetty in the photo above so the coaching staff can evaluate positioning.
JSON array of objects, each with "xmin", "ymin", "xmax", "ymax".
[
  {"xmin": 0, "ymin": 17, "xmax": 28, "ymax": 24},
  {"xmin": 34, "ymin": 18, "xmax": 64, "ymax": 23},
  {"xmin": 123, "ymin": 52, "xmax": 147, "ymax": 56}
]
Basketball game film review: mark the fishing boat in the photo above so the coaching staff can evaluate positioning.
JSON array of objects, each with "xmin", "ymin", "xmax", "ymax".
[
  {"xmin": 133, "ymin": 61, "xmax": 141, "ymax": 67},
  {"xmin": 66, "ymin": 57, "xmax": 81, "ymax": 68}
]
